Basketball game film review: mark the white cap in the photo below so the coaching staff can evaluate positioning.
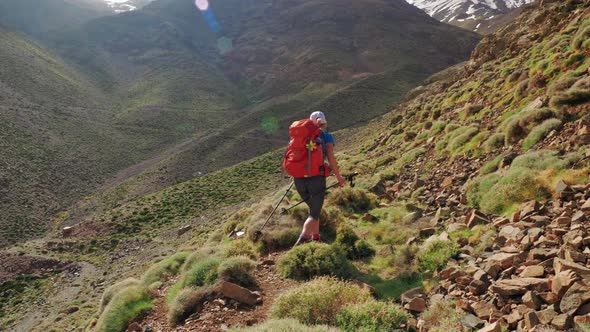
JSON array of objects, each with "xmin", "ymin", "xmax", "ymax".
[{"xmin": 310, "ymin": 111, "xmax": 327, "ymax": 125}]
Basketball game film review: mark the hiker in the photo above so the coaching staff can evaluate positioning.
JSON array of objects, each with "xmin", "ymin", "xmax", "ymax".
[{"xmin": 287, "ymin": 111, "xmax": 346, "ymax": 246}]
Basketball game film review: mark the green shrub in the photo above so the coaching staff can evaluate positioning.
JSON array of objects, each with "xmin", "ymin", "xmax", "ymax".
[
  {"xmin": 336, "ymin": 301, "xmax": 409, "ymax": 332},
  {"xmin": 224, "ymin": 239, "xmax": 257, "ymax": 260},
  {"xmin": 415, "ymin": 240, "xmax": 458, "ymax": 272},
  {"xmin": 523, "ymin": 119, "xmax": 562, "ymax": 150},
  {"xmin": 573, "ymin": 26, "xmax": 590, "ymax": 50},
  {"xmin": 421, "ymin": 301, "xmax": 462, "ymax": 332},
  {"xmin": 548, "ymin": 76, "xmax": 577, "ymax": 96},
  {"xmin": 354, "ymin": 240, "xmax": 376, "ymax": 260},
  {"xmin": 230, "ymin": 318, "xmax": 340, "ymax": 332},
  {"xmin": 218, "ymin": 256, "xmax": 257, "ymax": 288},
  {"xmin": 467, "ymin": 167, "xmax": 550, "ymax": 215},
  {"xmin": 271, "ymin": 277, "xmax": 373, "ymax": 325},
  {"xmin": 564, "ymin": 52, "xmax": 585, "ymax": 66},
  {"xmin": 99, "ymin": 278, "xmax": 141, "ymax": 313},
  {"xmin": 550, "ymin": 77, "xmax": 590, "ymax": 108},
  {"xmin": 511, "ymin": 150, "xmax": 582, "ymax": 170},
  {"xmin": 257, "ymin": 227, "xmax": 300, "ymax": 254},
  {"xmin": 167, "ymin": 287, "xmax": 214, "ymax": 326},
  {"xmin": 334, "ymin": 225, "xmax": 375, "ymax": 260},
  {"xmin": 95, "ymin": 285, "xmax": 152, "ymax": 332},
  {"xmin": 483, "ymin": 132, "xmax": 505, "ymax": 151},
  {"xmin": 447, "ymin": 127, "xmax": 479, "ymax": 153},
  {"xmin": 277, "ymin": 243, "xmax": 355, "ymax": 280},
  {"xmin": 142, "ymin": 252, "xmax": 189, "ymax": 285},
  {"xmin": 182, "ymin": 247, "xmax": 219, "ymax": 272},
  {"xmin": 326, "ymin": 188, "xmax": 378, "ymax": 214},
  {"xmin": 182, "ymin": 257, "xmax": 221, "ymax": 288},
  {"xmin": 480, "ymin": 155, "xmax": 503, "ymax": 175}
]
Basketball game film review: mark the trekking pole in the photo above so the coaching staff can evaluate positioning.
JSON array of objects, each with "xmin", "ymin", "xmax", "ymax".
[
  {"xmin": 252, "ymin": 181, "xmax": 295, "ymax": 242},
  {"xmin": 280, "ymin": 172, "xmax": 358, "ymax": 215}
]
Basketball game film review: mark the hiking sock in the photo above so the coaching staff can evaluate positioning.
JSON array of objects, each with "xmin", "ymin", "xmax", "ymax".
[
  {"xmin": 293, "ymin": 233, "xmax": 311, "ymax": 247},
  {"xmin": 312, "ymin": 234, "xmax": 320, "ymax": 242}
]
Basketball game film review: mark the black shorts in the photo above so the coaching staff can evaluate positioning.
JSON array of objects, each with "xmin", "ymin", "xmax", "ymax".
[{"xmin": 294, "ymin": 176, "xmax": 326, "ymax": 219}]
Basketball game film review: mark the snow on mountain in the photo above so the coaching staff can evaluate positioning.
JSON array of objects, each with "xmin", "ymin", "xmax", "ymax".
[
  {"xmin": 405, "ymin": 0, "xmax": 535, "ymax": 33},
  {"xmin": 103, "ymin": 0, "xmax": 152, "ymax": 13}
]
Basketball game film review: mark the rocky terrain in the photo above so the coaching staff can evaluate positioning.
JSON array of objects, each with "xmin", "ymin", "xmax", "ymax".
[{"xmin": 0, "ymin": 0, "xmax": 588, "ymax": 331}]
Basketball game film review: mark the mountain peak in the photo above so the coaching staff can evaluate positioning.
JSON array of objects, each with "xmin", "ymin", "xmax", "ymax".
[{"xmin": 406, "ymin": 0, "xmax": 535, "ymax": 33}]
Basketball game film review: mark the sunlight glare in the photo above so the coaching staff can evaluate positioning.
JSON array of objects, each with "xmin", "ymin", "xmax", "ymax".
[{"xmin": 195, "ymin": 0, "xmax": 209, "ymax": 11}]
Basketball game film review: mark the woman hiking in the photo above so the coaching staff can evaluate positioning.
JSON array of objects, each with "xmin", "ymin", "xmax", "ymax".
[{"xmin": 291, "ymin": 111, "xmax": 346, "ymax": 247}]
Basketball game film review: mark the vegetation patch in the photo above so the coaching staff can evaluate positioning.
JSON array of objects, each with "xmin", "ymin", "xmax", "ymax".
[
  {"xmin": 100, "ymin": 278, "xmax": 141, "ymax": 313},
  {"xmin": 230, "ymin": 318, "xmax": 340, "ymax": 332},
  {"xmin": 142, "ymin": 252, "xmax": 189, "ymax": 286},
  {"xmin": 522, "ymin": 119, "xmax": 562, "ymax": 150},
  {"xmin": 217, "ymin": 256, "xmax": 257, "ymax": 288},
  {"xmin": 334, "ymin": 224, "xmax": 375, "ymax": 260},
  {"xmin": 415, "ymin": 240, "xmax": 458, "ymax": 272},
  {"xmin": 420, "ymin": 301, "xmax": 462, "ymax": 332},
  {"xmin": 336, "ymin": 300, "xmax": 409, "ymax": 332},
  {"xmin": 277, "ymin": 243, "xmax": 355, "ymax": 280},
  {"xmin": 467, "ymin": 150, "xmax": 584, "ymax": 214},
  {"xmin": 550, "ymin": 77, "xmax": 590, "ymax": 108},
  {"xmin": 167, "ymin": 287, "xmax": 214, "ymax": 326},
  {"xmin": 326, "ymin": 189, "xmax": 378, "ymax": 215},
  {"xmin": 95, "ymin": 284, "xmax": 152, "ymax": 332},
  {"xmin": 271, "ymin": 277, "xmax": 372, "ymax": 325},
  {"xmin": 483, "ymin": 133, "xmax": 506, "ymax": 152},
  {"xmin": 182, "ymin": 256, "xmax": 221, "ymax": 288},
  {"xmin": 224, "ymin": 239, "xmax": 257, "ymax": 260}
]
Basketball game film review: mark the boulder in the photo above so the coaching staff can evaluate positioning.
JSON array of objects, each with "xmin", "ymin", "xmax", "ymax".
[
  {"xmin": 498, "ymin": 225, "xmax": 524, "ymax": 244},
  {"xmin": 520, "ymin": 201, "xmax": 541, "ymax": 218},
  {"xmin": 551, "ymin": 270, "xmax": 577, "ymax": 297},
  {"xmin": 486, "ymin": 252, "xmax": 525, "ymax": 270},
  {"xmin": 522, "ymin": 291, "xmax": 542, "ymax": 310},
  {"xmin": 465, "ymin": 210, "xmax": 490, "ymax": 228},
  {"xmin": 405, "ymin": 297, "xmax": 426, "ymax": 313},
  {"xmin": 400, "ymin": 287, "xmax": 424, "ymax": 304},
  {"xmin": 472, "ymin": 301, "xmax": 497, "ymax": 320},
  {"xmin": 524, "ymin": 311, "xmax": 540, "ymax": 330},
  {"xmin": 461, "ymin": 314, "xmax": 485, "ymax": 329},
  {"xmin": 560, "ymin": 282, "xmax": 590, "ymax": 315},
  {"xmin": 490, "ymin": 278, "xmax": 549, "ymax": 297},
  {"xmin": 520, "ymin": 265, "xmax": 544, "ymax": 278},
  {"xmin": 536, "ymin": 307, "xmax": 558, "ymax": 325},
  {"xmin": 216, "ymin": 281, "xmax": 260, "ymax": 306},
  {"xmin": 477, "ymin": 321, "xmax": 502, "ymax": 332},
  {"xmin": 551, "ymin": 313, "xmax": 573, "ymax": 330},
  {"xmin": 554, "ymin": 258, "xmax": 590, "ymax": 280}
]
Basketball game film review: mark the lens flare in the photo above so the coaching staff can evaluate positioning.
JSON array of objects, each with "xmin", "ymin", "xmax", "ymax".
[{"xmin": 195, "ymin": 0, "xmax": 209, "ymax": 11}]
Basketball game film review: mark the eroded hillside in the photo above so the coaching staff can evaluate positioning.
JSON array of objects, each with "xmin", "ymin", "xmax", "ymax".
[{"xmin": 68, "ymin": 1, "xmax": 590, "ymax": 331}]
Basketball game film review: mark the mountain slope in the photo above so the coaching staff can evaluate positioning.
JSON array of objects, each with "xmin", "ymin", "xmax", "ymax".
[
  {"xmin": 406, "ymin": 0, "xmax": 535, "ymax": 34},
  {"xmin": 0, "ymin": 0, "xmax": 113, "ymax": 39},
  {"xmin": 57, "ymin": 0, "xmax": 481, "ymax": 221},
  {"xmin": 2, "ymin": 1, "xmax": 589, "ymax": 331}
]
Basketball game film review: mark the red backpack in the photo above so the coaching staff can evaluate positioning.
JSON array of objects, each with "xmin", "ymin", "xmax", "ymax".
[{"xmin": 283, "ymin": 119, "xmax": 330, "ymax": 178}]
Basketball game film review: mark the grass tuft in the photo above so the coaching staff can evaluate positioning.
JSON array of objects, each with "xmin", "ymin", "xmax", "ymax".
[
  {"xmin": 336, "ymin": 300, "xmax": 409, "ymax": 332},
  {"xmin": 167, "ymin": 287, "xmax": 214, "ymax": 326},
  {"xmin": 229, "ymin": 318, "xmax": 340, "ymax": 332},
  {"xmin": 95, "ymin": 284, "xmax": 152, "ymax": 332},
  {"xmin": 218, "ymin": 256, "xmax": 257, "ymax": 288},
  {"xmin": 270, "ymin": 277, "xmax": 372, "ymax": 325},
  {"xmin": 415, "ymin": 240, "xmax": 458, "ymax": 272},
  {"xmin": 522, "ymin": 119, "xmax": 562, "ymax": 150},
  {"xmin": 142, "ymin": 252, "xmax": 189, "ymax": 286},
  {"xmin": 277, "ymin": 243, "xmax": 355, "ymax": 281}
]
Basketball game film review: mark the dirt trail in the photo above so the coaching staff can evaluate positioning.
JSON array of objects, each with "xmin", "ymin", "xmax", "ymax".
[{"xmin": 136, "ymin": 252, "xmax": 298, "ymax": 331}]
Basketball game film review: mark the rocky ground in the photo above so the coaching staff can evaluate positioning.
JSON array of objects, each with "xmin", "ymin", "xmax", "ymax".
[{"xmin": 132, "ymin": 252, "xmax": 298, "ymax": 332}]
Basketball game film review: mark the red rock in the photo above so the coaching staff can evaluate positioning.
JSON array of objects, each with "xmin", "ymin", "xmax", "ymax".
[
  {"xmin": 551, "ymin": 313, "xmax": 573, "ymax": 330},
  {"xmin": 127, "ymin": 322, "xmax": 143, "ymax": 332},
  {"xmin": 560, "ymin": 282, "xmax": 590, "ymax": 315},
  {"xmin": 536, "ymin": 307, "xmax": 558, "ymax": 325},
  {"xmin": 524, "ymin": 311, "xmax": 540, "ymax": 329},
  {"xmin": 574, "ymin": 314, "xmax": 590, "ymax": 324},
  {"xmin": 490, "ymin": 278, "xmax": 549, "ymax": 297},
  {"xmin": 405, "ymin": 297, "xmax": 426, "ymax": 312},
  {"xmin": 554, "ymin": 258, "xmax": 590, "ymax": 280},
  {"xmin": 520, "ymin": 266, "xmax": 544, "ymax": 278},
  {"xmin": 472, "ymin": 301, "xmax": 497, "ymax": 320},
  {"xmin": 477, "ymin": 321, "xmax": 502, "ymax": 332},
  {"xmin": 520, "ymin": 201, "xmax": 541, "ymax": 217},
  {"xmin": 522, "ymin": 291, "xmax": 542, "ymax": 310},
  {"xmin": 465, "ymin": 210, "xmax": 490, "ymax": 228},
  {"xmin": 551, "ymin": 270, "xmax": 577, "ymax": 297},
  {"xmin": 486, "ymin": 252, "xmax": 525, "ymax": 270},
  {"xmin": 217, "ymin": 281, "xmax": 259, "ymax": 306}
]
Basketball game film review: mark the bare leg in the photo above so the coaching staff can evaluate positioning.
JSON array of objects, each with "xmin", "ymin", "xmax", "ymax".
[{"xmin": 293, "ymin": 216, "xmax": 319, "ymax": 247}]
